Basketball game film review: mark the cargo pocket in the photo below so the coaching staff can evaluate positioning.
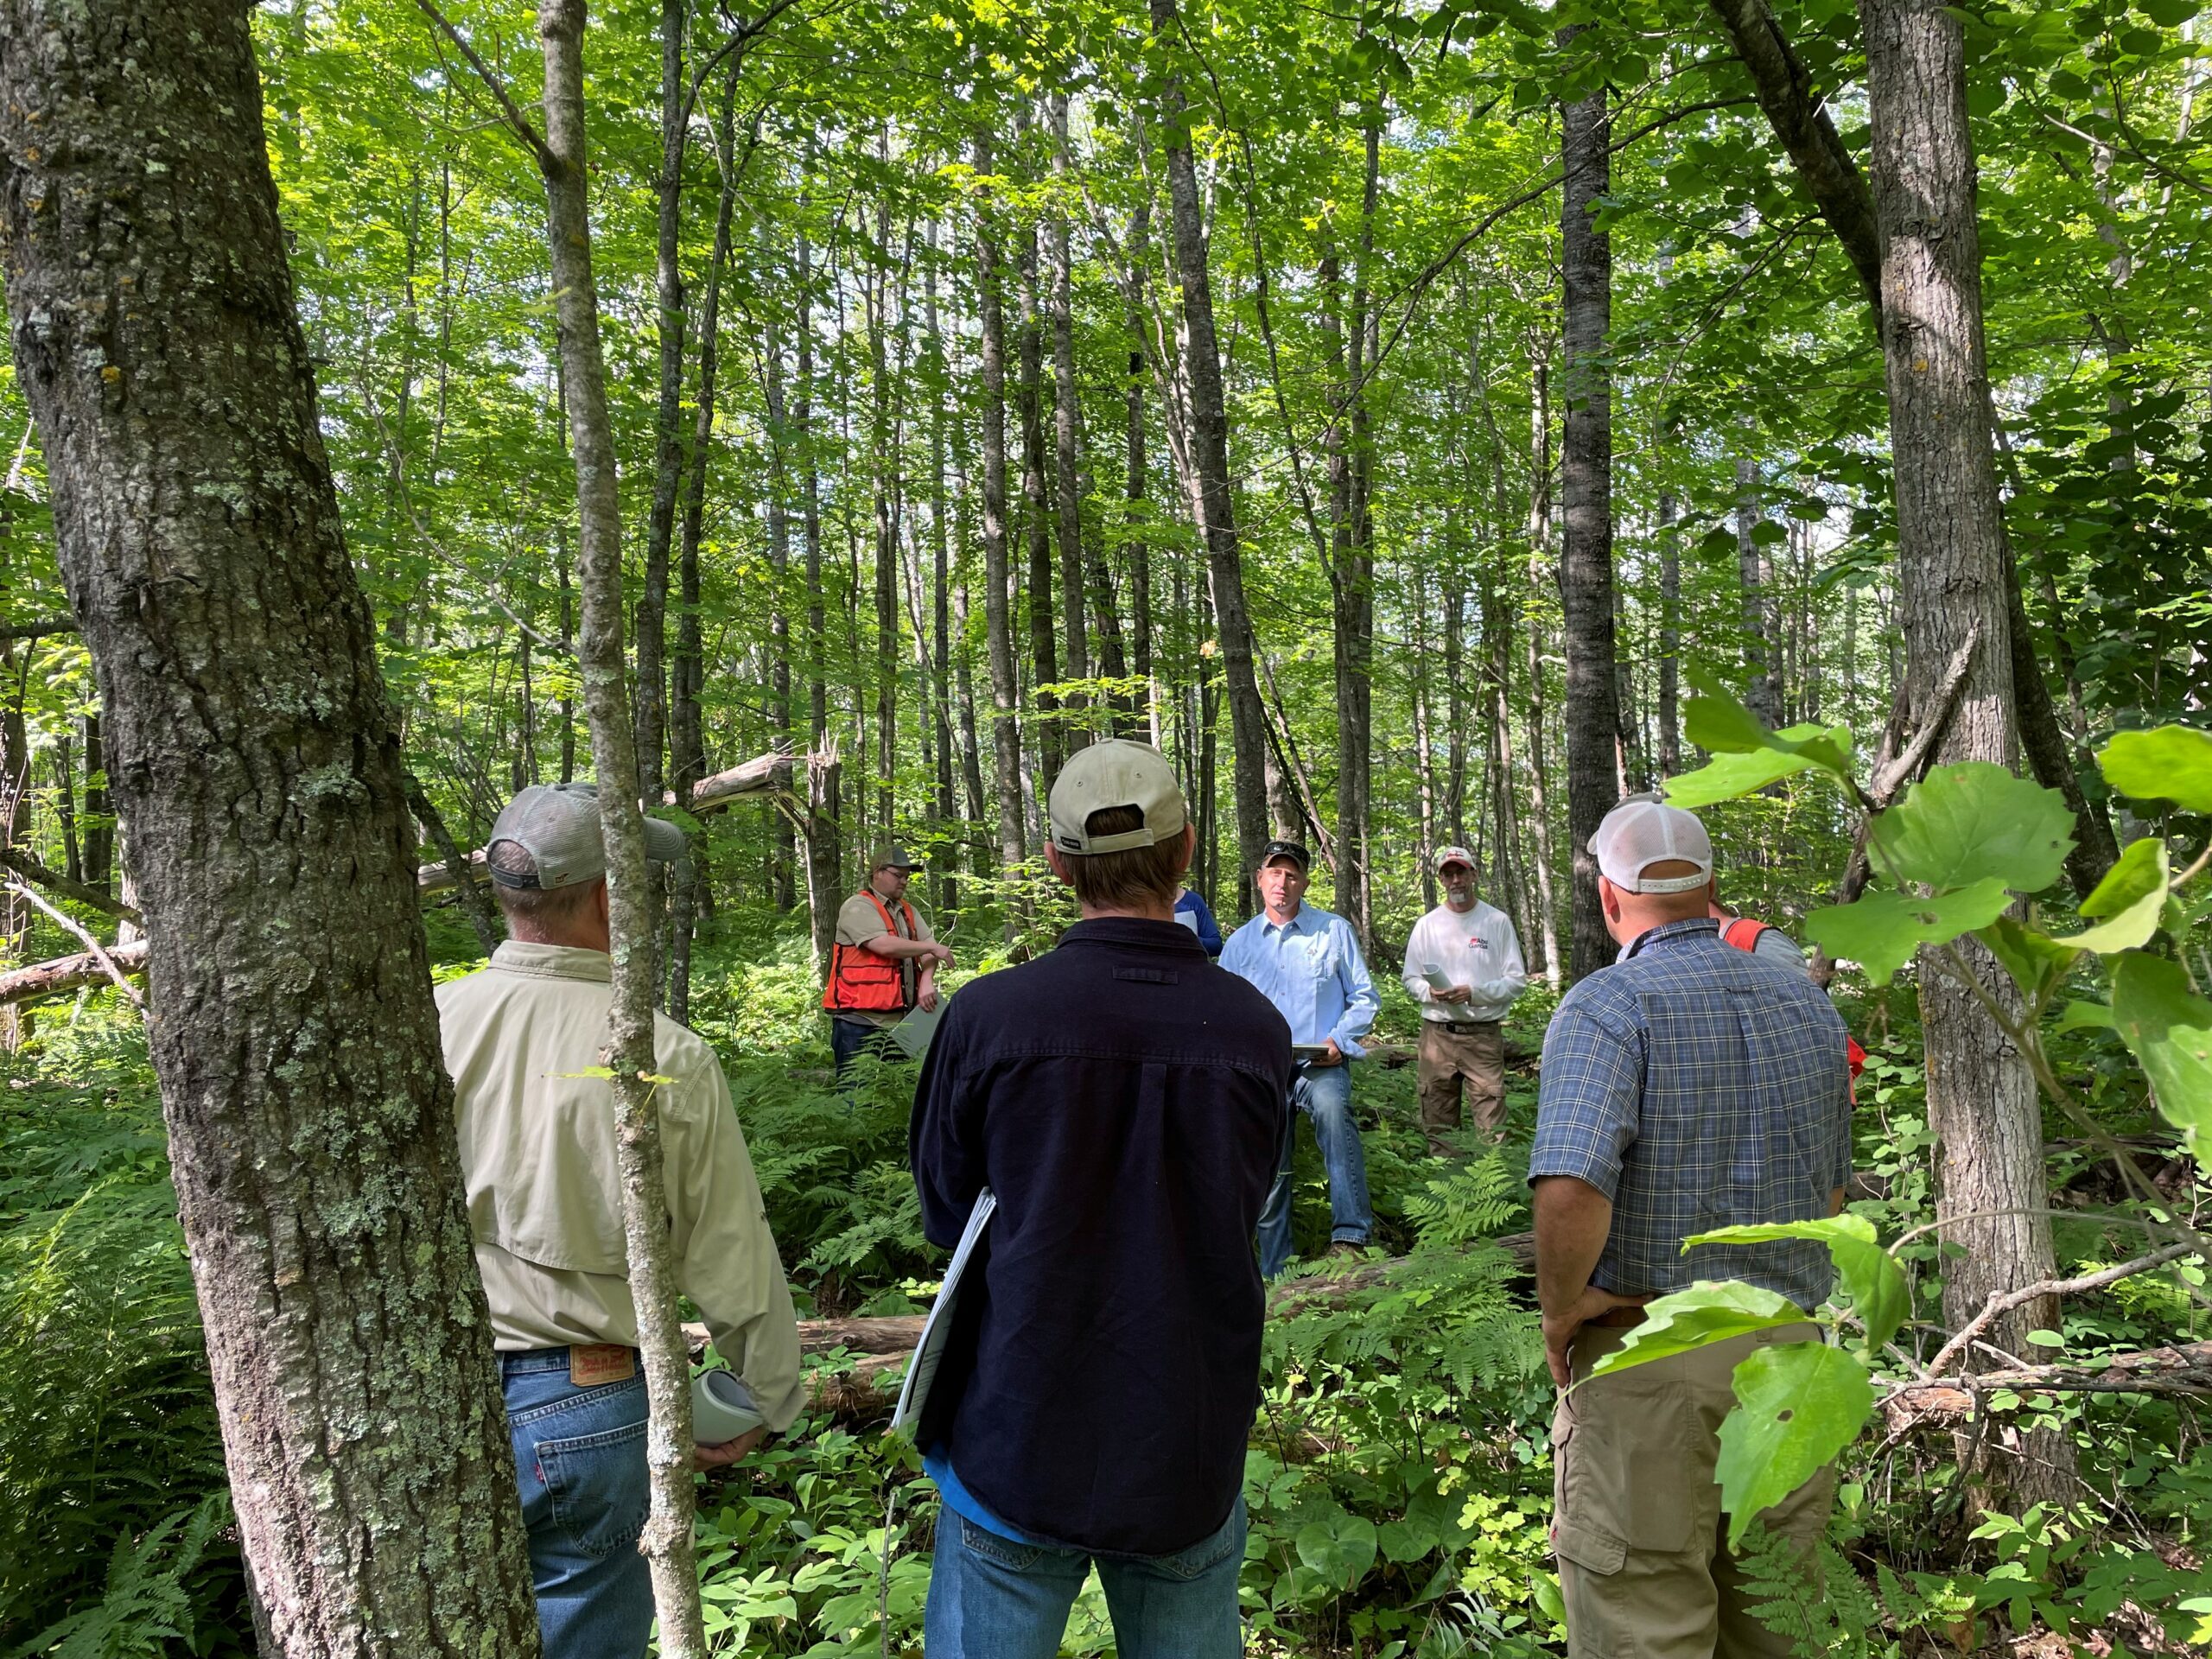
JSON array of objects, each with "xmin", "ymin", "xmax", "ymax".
[{"xmin": 1555, "ymin": 1372, "xmax": 1701, "ymax": 1558}]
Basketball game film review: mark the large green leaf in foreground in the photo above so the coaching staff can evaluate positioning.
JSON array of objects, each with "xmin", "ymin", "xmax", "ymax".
[
  {"xmin": 1688, "ymin": 1216, "xmax": 1907, "ymax": 1350},
  {"xmin": 1868, "ymin": 763, "xmax": 2074, "ymax": 893},
  {"xmin": 1714, "ymin": 1343, "xmax": 1873, "ymax": 1548},
  {"xmin": 1586, "ymin": 1281, "xmax": 1804, "ymax": 1381},
  {"xmin": 2110, "ymin": 950, "xmax": 2212, "ymax": 1160},
  {"xmin": 2098, "ymin": 724, "xmax": 2212, "ymax": 814},
  {"xmin": 1803, "ymin": 879, "xmax": 2015, "ymax": 986}
]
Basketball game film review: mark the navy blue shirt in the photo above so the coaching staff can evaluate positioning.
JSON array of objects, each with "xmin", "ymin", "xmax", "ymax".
[{"xmin": 909, "ymin": 917, "xmax": 1291, "ymax": 1556}]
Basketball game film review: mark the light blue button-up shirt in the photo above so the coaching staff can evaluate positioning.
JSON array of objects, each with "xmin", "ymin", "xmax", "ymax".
[{"xmin": 1219, "ymin": 901, "xmax": 1378, "ymax": 1059}]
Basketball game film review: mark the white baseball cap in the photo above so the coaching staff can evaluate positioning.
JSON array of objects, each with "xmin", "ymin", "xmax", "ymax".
[
  {"xmin": 1048, "ymin": 740, "xmax": 1189, "ymax": 855},
  {"xmin": 1433, "ymin": 845, "xmax": 1478, "ymax": 874},
  {"xmin": 1588, "ymin": 796, "xmax": 1713, "ymax": 894}
]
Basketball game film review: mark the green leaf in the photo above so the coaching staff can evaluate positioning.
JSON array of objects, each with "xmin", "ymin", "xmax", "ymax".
[
  {"xmin": 2054, "ymin": 1000, "xmax": 2115, "ymax": 1033},
  {"xmin": 1713, "ymin": 1343, "xmax": 1874, "ymax": 1548},
  {"xmin": 2097, "ymin": 725, "xmax": 2212, "ymax": 814},
  {"xmin": 1868, "ymin": 763, "xmax": 2075, "ymax": 893},
  {"xmin": 1686, "ymin": 1215, "xmax": 1907, "ymax": 1350},
  {"xmin": 1802, "ymin": 878, "xmax": 2016, "ymax": 986},
  {"xmin": 1295, "ymin": 1510, "xmax": 1378, "ymax": 1591},
  {"xmin": 1377, "ymin": 1516, "xmax": 1439, "ymax": 1565},
  {"xmin": 1664, "ymin": 747, "xmax": 1823, "ymax": 808},
  {"xmin": 2057, "ymin": 838, "xmax": 2170, "ymax": 955},
  {"xmin": 1682, "ymin": 671, "xmax": 1775, "ymax": 755},
  {"xmin": 1586, "ymin": 1281, "xmax": 1803, "ymax": 1382},
  {"xmin": 1977, "ymin": 914, "xmax": 2081, "ymax": 1001},
  {"xmin": 2109, "ymin": 950, "xmax": 2212, "ymax": 1160},
  {"xmin": 1663, "ymin": 721, "xmax": 1855, "ymax": 808}
]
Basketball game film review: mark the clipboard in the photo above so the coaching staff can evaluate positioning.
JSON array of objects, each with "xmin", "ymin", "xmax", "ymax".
[
  {"xmin": 889, "ymin": 994, "xmax": 949, "ymax": 1060},
  {"xmin": 889, "ymin": 1188, "xmax": 995, "ymax": 1439}
]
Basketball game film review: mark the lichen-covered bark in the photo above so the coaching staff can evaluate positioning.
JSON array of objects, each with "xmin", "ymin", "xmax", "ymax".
[
  {"xmin": 533, "ymin": 2, "xmax": 709, "ymax": 1648},
  {"xmin": 0, "ymin": 3, "xmax": 542, "ymax": 1652},
  {"xmin": 1860, "ymin": 0, "xmax": 2072, "ymax": 1500}
]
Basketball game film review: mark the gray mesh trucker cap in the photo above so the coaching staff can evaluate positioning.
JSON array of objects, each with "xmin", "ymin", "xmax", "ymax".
[{"xmin": 486, "ymin": 783, "xmax": 687, "ymax": 889}]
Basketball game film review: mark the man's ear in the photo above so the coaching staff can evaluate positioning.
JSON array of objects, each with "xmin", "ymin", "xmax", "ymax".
[
  {"xmin": 1044, "ymin": 843, "xmax": 1074, "ymax": 888},
  {"xmin": 1599, "ymin": 876, "xmax": 1623, "ymax": 922}
]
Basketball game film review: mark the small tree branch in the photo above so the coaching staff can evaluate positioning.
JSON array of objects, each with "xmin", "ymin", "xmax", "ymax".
[
  {"xmin": 3, "ymin": 880, "xmax": 143, "ymax": 1010},
  {"xmin": 0, "ymin": 616, "xmax": 78, "ymax": 643},
  {"xmin": 1924, "ymin": 1243, "xmax": 2203, "ymax": 1380},
  {"xmin": 412, "ymin": 0, "xmax": 556, "ymax": 171},
  {"xmin": 0, "ymin": 847, "xmax": 140, "ymax": 924}
]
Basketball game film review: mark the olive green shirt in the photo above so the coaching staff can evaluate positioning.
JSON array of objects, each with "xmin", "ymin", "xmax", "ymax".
[
  {"xmin": 831, "ymin": 890, "xmax": 935, "ymax": 1030},
  {"xmin": 436, "ymin": 941, "xmax": 804, "ymax": 1430}
]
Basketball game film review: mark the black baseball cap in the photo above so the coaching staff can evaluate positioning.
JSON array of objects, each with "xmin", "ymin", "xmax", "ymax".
[{"xmin": 1257, "ymin": 839, "xmax": 1310, "ymax": 872}]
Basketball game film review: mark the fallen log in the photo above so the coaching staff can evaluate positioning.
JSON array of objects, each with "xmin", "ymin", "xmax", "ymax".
[
  {"xmin": 416, "ymin": 749, "xmax": 793, "ymax": 893},
  {"xmin": 0, "ymin": 848, "xmax": 141, "ymax": 925},
  {"xmin": 682, "ymin": 751, "xmax": 792, "ymax": 817},
  {"xmin": 0, "ymin": 939, "xmax": 151, "ymax": 1008},
  {"xmin": 1883, "ymin": 1340, "xmax": 2212, "ymax": 1432}
]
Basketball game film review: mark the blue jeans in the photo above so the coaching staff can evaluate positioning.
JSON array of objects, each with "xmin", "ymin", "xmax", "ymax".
[
  {"xmin": 504, "ymin": 1350, "xmax": 653, "ymax": 1659},
  {"xmin": 830, "ymin": 1015, "xmax": 899, "ymax": 1077},
  {"xmin": 1255, "ymin": 1062, "xmax": 1372, "ymax": 1279},
  {"xmin": 925, "ymin": 1497, "xmax": 1247, "ymax": 1658}
]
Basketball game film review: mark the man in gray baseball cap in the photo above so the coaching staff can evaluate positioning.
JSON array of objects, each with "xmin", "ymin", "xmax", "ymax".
[
  {"xmin": 824, "ymin": 842, "xmax": 952, "ymax": 1077},
  {"xmin": 436, "ymin": 782, "xmax": 801, "ymax": 1659}
]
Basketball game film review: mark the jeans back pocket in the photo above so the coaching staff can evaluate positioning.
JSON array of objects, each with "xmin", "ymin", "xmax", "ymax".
[{"xmin": 536, "ymin": 1415, "xmax": 651, "ymax": 1560}]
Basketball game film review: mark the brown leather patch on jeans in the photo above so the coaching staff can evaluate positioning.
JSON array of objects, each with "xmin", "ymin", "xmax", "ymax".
[{"xmin": 568, "ymin": 1344, "xmax": 637, "ymax": 1387}]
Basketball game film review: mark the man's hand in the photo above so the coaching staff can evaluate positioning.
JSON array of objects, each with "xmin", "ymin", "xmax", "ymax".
[
  {"xmin": 1435, "ymin": 983, "xmax": 1472, "ymax": 1005},
  {"xmin": 929, "ymin": 941, "xmax": 955, "ymax": 967},
  {"xmin": 1310, "ymin": 1039, "xmax": 1345, "ymax": 1066},
  {"xmin": 917, "ymin": 981, "xmax": 940, "ymax": 1013},
  {"xmin": 1541, "ymin": 1285, "xmax": 1648, "ymax": 1387},
  {"xmin": 694, "ymin": 1426, "xmax": 767, "ymax": 1471}
]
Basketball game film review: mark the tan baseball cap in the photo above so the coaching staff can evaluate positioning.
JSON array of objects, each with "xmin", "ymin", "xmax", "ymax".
[
  {"xmin": 1048, "ymin": 740, "xmax": 1189, "ymax": 855},
  {"xmin": 869, "ymin": 844, "xmax": 924, "ymax": 872},
  {"xmin": 1588, "ymin": 795, "xmax": 1713, "ymax": 894},
  {"xmin": 487, "ymin": 783, "xmax": 687, "ymax": 889}
]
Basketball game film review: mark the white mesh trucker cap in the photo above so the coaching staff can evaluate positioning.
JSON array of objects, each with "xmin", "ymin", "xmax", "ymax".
[
  {"xmin": 486, "ymin": 783, "xmax": 687, "ymax": 889},
  {"xmin": 1587, "ymin": 795, "xmax": 1714, "ymax": 894}
]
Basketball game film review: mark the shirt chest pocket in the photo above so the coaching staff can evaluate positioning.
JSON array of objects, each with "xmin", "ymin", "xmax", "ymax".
[{"xmin": 1296, "ymin": 938, "xmax": 1338, "ymax": 979}]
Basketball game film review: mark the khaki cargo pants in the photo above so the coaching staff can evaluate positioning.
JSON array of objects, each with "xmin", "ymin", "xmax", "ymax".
[
  {"xmin": 1417, "ymin": 1019, "xmax": 1505, "ymax": 1151},
  {"xmin": 1553, "ymin": 1321, "xmax": 1836, "ymax": 1659}
]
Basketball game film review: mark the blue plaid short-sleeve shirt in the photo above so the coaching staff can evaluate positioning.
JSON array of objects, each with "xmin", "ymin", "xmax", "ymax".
[{"xmin": 1529, "ymin": 918, "xmax": 1854, "ymax": 1312}]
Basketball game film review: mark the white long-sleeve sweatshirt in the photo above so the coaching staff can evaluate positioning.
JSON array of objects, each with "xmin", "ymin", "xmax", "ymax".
[{"xmin": 1402, "ymin": 899, "xmax": 1529, "ymax": 1025}]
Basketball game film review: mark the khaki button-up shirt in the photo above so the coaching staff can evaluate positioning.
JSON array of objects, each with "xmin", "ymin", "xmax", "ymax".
[{"xmin": 436, "ymin": 940, "xmax": 804, "ymax": 1430}]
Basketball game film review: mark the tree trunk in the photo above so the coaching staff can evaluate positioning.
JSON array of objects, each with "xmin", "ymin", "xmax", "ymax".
[
  {"xmin": 1124, "ymin": 198, "xmax": 1155, "ymax": 721},
  {"xmin": 1861, "ymin": 0, "xmax": 2070, "ymax": 1501},
  {"xmin": 1658, "ymin": 491, "xmax": 1681, "ymax": 775},
  {"xmin": 1559, "ymin": 35, "xmax": 1622, "ymax": 983},
  {"xmin": 0, "ymin": 2, "xmax": 543, "ymax": 1648},
  {"xmin": 1735, "ymin": 453, "xmax": 1784, "ymax": 728},
  {"xmin": 925, "ymin": 224, "xmax": 961, "ymax": 908},
  {"xmin": 796, "ymin": 191, "xmax": 840, "ymax": 969},
  {"xmin": 668, "ymin": 67, "xmax": 741, "ymax": 1021},
  {"xmin": 1149, "ymin": 0, "xmax": 1271, "ymax": 906},
  {"xmin": 1049, "ymin": 93, "xmax": 1092, "ymax": 744},
  {"xmin": 636, "ymin": 0, "xmax": 688, "ymax": 812},
  {"xmin": 1523, "ymin": 356, "xmax": 1563, "ymax": 988},
  {"xmin": 1014, "ymin": 118, "xmax": 1062, "ymax": 791},
  {"xmin": 760, "ymin": 221, "xmax": 798, "ymax": 912},
  {"xmin": 972, "ymin": 130, "xmax": 1028, "ymax": 897},
  {"xmin": 534, "ymin": 2, "xmax": 710, "ymax": 1643}
]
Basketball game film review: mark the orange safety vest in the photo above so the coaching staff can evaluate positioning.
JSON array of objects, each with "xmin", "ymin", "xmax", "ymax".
[
  {"xmin": 1719, "ymin": 917, "xmax": 1867, "ymax": 1083},
  {"xmin": 823, "ymin": 891, "xmax": 920, "ymax": 1014}
]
